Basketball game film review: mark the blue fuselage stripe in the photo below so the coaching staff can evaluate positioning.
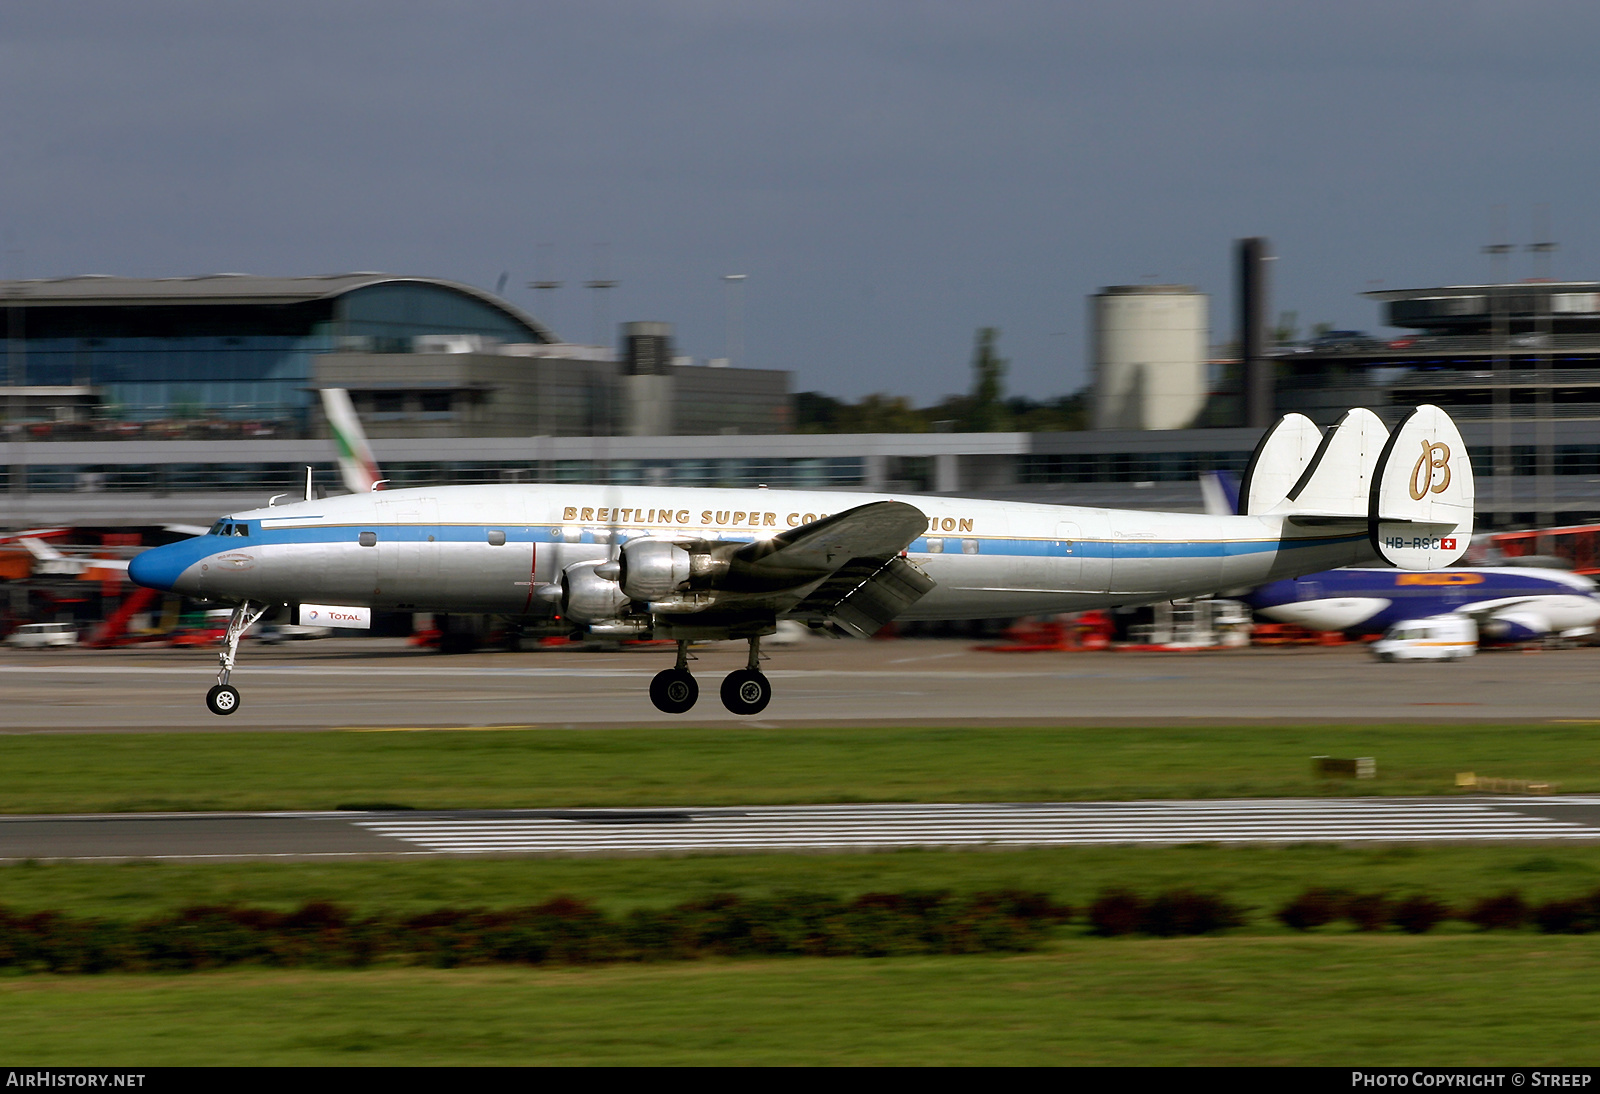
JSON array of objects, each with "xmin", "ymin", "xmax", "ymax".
[{"xmin": 200, "ymin": 524, "xmax": 1365, "ymax": 558}]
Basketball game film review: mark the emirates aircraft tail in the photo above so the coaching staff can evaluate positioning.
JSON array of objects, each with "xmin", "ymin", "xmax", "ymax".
[{"xmin": 320, "ymin": 388, "xmax": 385, "ymax": 494}]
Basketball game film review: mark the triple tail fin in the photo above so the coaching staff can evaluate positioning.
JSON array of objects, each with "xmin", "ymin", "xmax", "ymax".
[{"xmin": 1246, "ymin": 404, "xmax": 1473, "ymax": 569}]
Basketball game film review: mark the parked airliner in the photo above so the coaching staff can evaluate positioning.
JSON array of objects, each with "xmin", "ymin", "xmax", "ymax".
[
  {"xmin": 1246, "ymin": 565, "xmax": 1600, "ymax": 644},
  {"xmin": 129, "ymin": 405, "xmax": 1475, "ymax": 716}
]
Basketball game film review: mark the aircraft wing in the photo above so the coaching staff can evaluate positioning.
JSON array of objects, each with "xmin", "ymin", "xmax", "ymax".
[
  {"xmin": 733, "ymin": 501, "xmax": 930, "ymax": 577},
  {"xmin": 642, "ymin": 501, "xmax": 935, "ymax": 635},
  {"xmin": 19, "ymin": 537, "xmax": 66, "ymax": 562},
  {"xmin": 19, "ymin": 537, "xmax": 131, "ymax": 574}
]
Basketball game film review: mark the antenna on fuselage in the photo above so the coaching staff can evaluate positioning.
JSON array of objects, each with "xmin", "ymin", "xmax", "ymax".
[{"xmin": 304, "ymin": 466, "xmax": 313, "ymax": 502}]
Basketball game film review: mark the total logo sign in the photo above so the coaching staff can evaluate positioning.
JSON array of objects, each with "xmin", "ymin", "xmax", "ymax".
[{"xmin": 297, "ymin": 603, "xmax": 372, "ymax": 629}]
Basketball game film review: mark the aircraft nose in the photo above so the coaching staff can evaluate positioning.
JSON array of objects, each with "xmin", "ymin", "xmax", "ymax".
[{"xmin": 129, "ymin": 539, "xmax": 204, "ymax": 591}]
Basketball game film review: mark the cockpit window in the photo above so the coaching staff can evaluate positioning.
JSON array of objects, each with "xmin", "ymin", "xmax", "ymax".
[{"xmin": 209, "ymin": 522, "xmax": 226, "ymax": 536}]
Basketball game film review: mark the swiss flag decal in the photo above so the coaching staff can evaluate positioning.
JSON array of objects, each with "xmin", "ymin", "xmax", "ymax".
[{"xmin": 1441, "ymin": 538, "xmax": 1457, "ymax": 551}]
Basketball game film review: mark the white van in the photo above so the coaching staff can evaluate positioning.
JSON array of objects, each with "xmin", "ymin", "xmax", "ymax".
[
  {"xmin": 1370, "ymin": 615, "xmax": 1477, "ymax": 662},
  {"xmin": 5, "ymin": 622, "xmax": 79, "ymax": 649}
]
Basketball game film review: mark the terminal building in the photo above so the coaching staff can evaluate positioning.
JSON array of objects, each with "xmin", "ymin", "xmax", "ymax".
[
  {"xmin": 0, "ymin": 274, "xmax": 790, "ymax": 440},
  {"xmin": 3, "ymin": 273, "xmax": 1600, "ymax": 532}
]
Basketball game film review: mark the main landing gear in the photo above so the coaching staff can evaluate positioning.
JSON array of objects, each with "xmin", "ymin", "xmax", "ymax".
[
  {"xmin": 648, "ymin": 636, "xmax": 772, "ymax": 716},
  {"xmin": 206, "ymin": 600, "xmax": 268, "ymax": 716}
]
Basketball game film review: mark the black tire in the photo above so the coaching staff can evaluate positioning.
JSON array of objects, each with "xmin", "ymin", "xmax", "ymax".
[
  {"xmin": 649, "ymin": 668, "xmax": 698, "ymax": 714},
  {"xmin": 206, "ymin": 684, "xmax": 241, "ymax": 716},
  {"xmin": 720, "ymin": 669, "xmax": 772, "ymax": 715}
]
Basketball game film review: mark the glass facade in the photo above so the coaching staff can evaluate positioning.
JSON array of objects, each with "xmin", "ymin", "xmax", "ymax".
[
  {"xmin": 7, "ymin": 456, "xmax": 867, "ymax": 494},
  {"xmin": 2, "ymin": 281, "xmax": 544, "ymax": 428},
  {"xmin": 1019, "ymin": 450, "xmax": 1254, "ymax": 484}
]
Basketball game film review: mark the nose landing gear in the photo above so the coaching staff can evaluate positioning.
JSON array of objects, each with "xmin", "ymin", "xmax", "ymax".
[{"xmin": 207, "ymin": 600, "xmax": 268, "ymax": 716}]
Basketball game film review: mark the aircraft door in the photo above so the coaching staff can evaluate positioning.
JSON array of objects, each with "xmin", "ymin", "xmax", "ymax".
[{"xmin": 375, "ymin": 496, "xmax": 440, "ymax": 605}]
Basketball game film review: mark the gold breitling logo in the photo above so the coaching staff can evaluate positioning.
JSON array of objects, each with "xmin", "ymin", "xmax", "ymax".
[{"xmin": 1409, "ymin": 439, "xmax": 1451, "ymax": 501}]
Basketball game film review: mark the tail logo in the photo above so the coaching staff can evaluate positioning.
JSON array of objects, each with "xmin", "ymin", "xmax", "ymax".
[{"xmin": 1409, "ymin": 440, "xmax": 1452, "ymax": 501}]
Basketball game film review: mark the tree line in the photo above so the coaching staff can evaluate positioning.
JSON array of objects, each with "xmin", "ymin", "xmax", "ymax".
[{"xmin": 795, "ymin": 327, "xmax": 1089, "ymax": 434}]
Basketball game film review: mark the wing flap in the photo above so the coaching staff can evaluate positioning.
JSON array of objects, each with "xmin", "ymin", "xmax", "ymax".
[{"xmin": 789, "ymin": 555, "xmax": 937, "ymax": 638}]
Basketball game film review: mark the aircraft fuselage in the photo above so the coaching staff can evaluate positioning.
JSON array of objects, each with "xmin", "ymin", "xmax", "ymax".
[{"xmin": 132, "ymin": 483, "xmax": 1382, "ymax": 619}]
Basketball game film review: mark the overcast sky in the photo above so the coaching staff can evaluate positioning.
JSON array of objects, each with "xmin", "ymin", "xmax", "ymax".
[{"xmin": 2, "ymin": 1, "xmax": 1596, "ymax": 400}]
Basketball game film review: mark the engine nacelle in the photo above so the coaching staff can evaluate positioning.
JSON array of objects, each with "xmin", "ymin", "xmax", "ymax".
[
  {"xmin": 560, "ymin": 560, "xmax": 631, "ymax": 622},
  {"xmin": 1479, "ymin": 610, "xmax": 1548, "ymax": 644},
  {"xmin": 616, "ymin": 539, "xmax": 692, "ymax": 601}
]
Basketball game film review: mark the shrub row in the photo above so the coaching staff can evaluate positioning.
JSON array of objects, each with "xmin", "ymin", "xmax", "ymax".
[
  {"xmin": 10, "ymin": 883, "xmax": 1593, "ymax": 973},
  {"xmin": 0, "ymin": 890, "xmax": 1074, "ymax": 974},
  {"xmin": 1274, "ymin": 887, "xmax": 1600, "ymax": 934},
  {"xmin": 1086, "ymin": 889, "xmax": 1245, "ymax": 937}
]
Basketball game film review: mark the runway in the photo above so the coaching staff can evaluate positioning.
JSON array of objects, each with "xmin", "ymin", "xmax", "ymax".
[
  {"xmin": 4, "ymin": 637, "xmax": 1600, "ymax": 729},
  {"xmin": 8, "ymin": 796, "xmax": 1600, "ymax": 861}
]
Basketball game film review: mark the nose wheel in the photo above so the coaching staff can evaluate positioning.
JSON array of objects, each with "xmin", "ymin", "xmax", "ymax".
[{"xmin": 206, "ymin": 684, "xmax": 241, "ymax": 716}]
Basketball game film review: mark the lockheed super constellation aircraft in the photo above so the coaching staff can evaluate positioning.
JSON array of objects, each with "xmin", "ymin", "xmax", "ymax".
[{"xmin": 129, "ymin": 405, "xmax": 1475, "ymax": 717}]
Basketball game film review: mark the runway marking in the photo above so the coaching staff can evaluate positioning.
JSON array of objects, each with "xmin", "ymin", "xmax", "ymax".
[{"xmin": 355, "ymin": 798, "xmax": 1600, "ymax": 855}]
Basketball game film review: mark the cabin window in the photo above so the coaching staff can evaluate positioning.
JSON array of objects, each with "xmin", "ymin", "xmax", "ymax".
[
  {"xmin": 358, "ymin": 531, "xmax": 378, "ymax": 547},
  {"xmin": 961, "ymin": 539, "xmax": 980, "ymax": 555},
  {"xmin": 486, "ymin": 530, "xmax": 506, "ymax": 546},
  {"xmin": 925, "ymin": 538, "xmax": 945, "ymax": 554}
]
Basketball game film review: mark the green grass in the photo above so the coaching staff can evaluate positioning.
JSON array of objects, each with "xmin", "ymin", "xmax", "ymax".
[
  {"xmin": 3, "ymin": 938, "xmax": 1599, "ymax": 1064},
  {"xmin": 4, "ymin": 844, "xmax": 1600, "ymax": 921},
  {"xmin": 3, "ymin": 722, "xmax": 1600, "ymax": 813},
  {"xmin": 8, "ymin": 723, "xmax": 1600, "ymax": 1065}
]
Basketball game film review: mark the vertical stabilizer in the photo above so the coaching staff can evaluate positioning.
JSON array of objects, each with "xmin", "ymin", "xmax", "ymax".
[
  {"xmin": 1199, "ymin": 470, "xmax": 1242, "ymax": 516},
  {"xmin": 1369, "ymin": 404, "xmax": 1474, "ymax": 569},
  {"xmin": 320, "ymin": 388, "xmax": 384, "ymax": 494},
  {"xmin": 1271, "ymin": 407, "xmax": 1389, "ymax": 516},
  {"xmin": 1239, "ymin": 412, "xmax": 1322, "ymax": 515}
]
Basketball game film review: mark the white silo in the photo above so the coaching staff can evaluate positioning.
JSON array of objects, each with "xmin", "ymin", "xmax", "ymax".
[{"xmin": 1092, "ymin": 285, "xmax": 1209, "ymax": 430}]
